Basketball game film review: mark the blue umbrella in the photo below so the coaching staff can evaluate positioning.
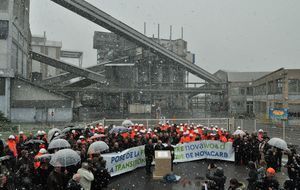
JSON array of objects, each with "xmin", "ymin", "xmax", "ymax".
[{"xmin": 109, "ymin": 126, "xmax": 129, "ymax": 134}]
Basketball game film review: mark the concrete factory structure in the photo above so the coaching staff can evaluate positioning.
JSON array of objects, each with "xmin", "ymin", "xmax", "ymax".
[
  {"xmin": 1, "ymin": 0, "xmax": 299, "ymax": 123},
  {"xmin": 0, "ymin": 0, "xmax": 73, "ymax": 122},
  {"xmin": 85, "ymin": 31, "xmax": 196, "ymax": 119}
]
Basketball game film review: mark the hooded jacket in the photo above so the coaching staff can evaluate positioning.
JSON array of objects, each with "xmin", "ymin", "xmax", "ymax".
[{"xmin": 77, "ymin": 168, "xmax": 94, "ymax": 190}]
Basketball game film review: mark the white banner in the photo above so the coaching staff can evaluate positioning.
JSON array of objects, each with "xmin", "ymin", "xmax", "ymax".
[
  {"xmin": 102, "ymin": 145, "xmax": 146, "ymax": 177},
  {"xmin": 173, "ymin": 140, "xmax": 235, "ymax": 162},
  {"xmin": 102, "ymin": 140, "xmax": 234, "ymax": 177}
]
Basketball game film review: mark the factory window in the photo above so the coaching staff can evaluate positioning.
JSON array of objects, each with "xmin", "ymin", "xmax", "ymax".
[
  {"xmin": 0, "ymin": 78, "xmax": 5, "ymax": 96},
  {"xmin": 288, "ymin": 79, "xmax": 298, "ymax": 93},
  {"xmin": 267, "ymin": 81, "xmax": 274, "ymax": 94},
  {"xmin": 230, "ymin": 87, "xmax": 240, "ymax": 96},
  {"xmin": 0, "ymin": 20, "xmax": 9, "ymax": 40},
  {"xmin": 0, "ymin": 0, "xmax": 9, "ymax": 11},
  {"xmin": 246, "ymin": 87, "xmax": 253, "ymax": 95},
  {"xmin": 275, "ymin": 78, "xmax": 283, "ymax": 93},
  {"xmin": 240, "ymin": 88, "xmax": 245, "ymax": 95}
]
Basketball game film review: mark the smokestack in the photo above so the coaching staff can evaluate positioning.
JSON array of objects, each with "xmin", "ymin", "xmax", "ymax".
[
  {"xmin": 181, "ymin": 27, "xmax": 184, "ymax": 39},
  {"xmin": 169, "ymin": 25, "xmax": 172, "ymax": 41},
  {"xmin": 144, "ymin": 22, "xmax": 146, "ymax": 36},
  {"xmin": 158, "ymin": 24, "xmax": 160, "ymax": 43}
]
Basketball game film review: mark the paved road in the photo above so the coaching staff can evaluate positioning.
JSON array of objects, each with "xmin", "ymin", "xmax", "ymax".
[{"xmin": 108, "ymin": 160, "xmax": 288, "ymax": 190}]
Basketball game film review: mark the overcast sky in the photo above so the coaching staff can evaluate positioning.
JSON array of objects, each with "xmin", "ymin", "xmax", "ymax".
[{"xmin": 30, "ymin": 0, "xmax": 300, "ymax": 81}]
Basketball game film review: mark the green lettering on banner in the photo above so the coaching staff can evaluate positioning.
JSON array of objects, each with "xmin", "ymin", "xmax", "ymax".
[
  {"xmin": 115, "ymin": 164, "xmax": 121, "ymax": 171},
  {"xmin": 175, "ymin": 146, "xmax": 184, "ymax": 152},
  {"xmin": 220, "ymin": 143, "xmax": 225, "ymax": 150},
  {"xmin": 175, "ymin": 154, "xmax": 184, "ymax": 160},
  {"xmin": 203, "ymin": 143, "xmax": 209, "ymax": 149},
  {"xmin": 140, "ymin": 149, "xmax": 144, "ymax": 156}
]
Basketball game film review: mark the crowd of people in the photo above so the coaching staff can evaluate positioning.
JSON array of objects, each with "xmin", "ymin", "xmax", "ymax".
[{"xmin": 0, "ymin": 122, "xmax": 299, "ymax": 189}]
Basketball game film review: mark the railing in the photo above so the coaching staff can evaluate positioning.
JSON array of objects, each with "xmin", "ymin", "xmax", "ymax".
[{"xmin": 88, "ymin": 117, "xmax": 231, "ymax": 131}]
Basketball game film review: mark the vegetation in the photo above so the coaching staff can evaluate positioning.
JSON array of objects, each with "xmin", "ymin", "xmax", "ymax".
[{"xmin": 0, "ymin": 111, "xmax": 10, "ymax": 127}]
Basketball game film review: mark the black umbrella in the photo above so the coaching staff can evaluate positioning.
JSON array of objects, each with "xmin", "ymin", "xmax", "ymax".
[
  {"xmin": 24, "ymin": 139, "xmax": 45, "ymax": 145},
  {"xmin": 35, "ymin": 154, "xmax": 53, "ymax": 162}
]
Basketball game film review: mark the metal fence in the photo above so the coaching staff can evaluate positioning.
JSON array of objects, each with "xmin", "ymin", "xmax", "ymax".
[
  {"xmin": 89, "ymin": 118, "xmax": 231, "ymax": 130},
  {"xmin": 1, "ymin": 118, "xmax": 299, "ymax": 150},
  {"xmin": 234, "ymin": 119, "xmax": 300, "ymax": 147}
]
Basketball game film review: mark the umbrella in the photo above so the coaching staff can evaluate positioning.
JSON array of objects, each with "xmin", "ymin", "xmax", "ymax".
[
  {"xmin": 35, "ymin": 154, "xmax": 53, "ymax": 162},
  {"xmin": 24, "ymin": 139, "xmax": 45, "ymax": 145},
  {"xmin": 71, "ymin": 125, "xmax": 85, "ymax": 130},
  {"xmin": 122, "ymin": 119, "xmax": 134, "ymax": 127},
  {"xmin": 233, "ymin": 129, "xmax": 246, "ymax": 136},
  {"xmin": 52, "ymin": 134, "xmax": 66, "ymax": 140},
  {"xmin": 48, "ymin": 128, "xmax": 62, "ymax": 142},
  {"xmin": 88, "ymin": 141, "xmax": 109, "ymax": 154},
  {"xmin": 268, "ymin": 137, "xmax": 288, "ymax": 150},
  {"xmin": 90, "ymin": 134, "xmax": 106, "ymax": 140},
  {"xmin": 109, "ymin": 126, "xmax": 129, "ymax": 134},
  {"xmin": 0, "ymin": 156, "xmax": 11, "ymax": 162},
  {"xmin": 50, "ymin": 149, "xmax": 81, "ymax": 167},
  {"xmin": 48, "ymin": 139, "xmax": 71, "ymax": 150},
  {"xmin": 62, "ymin": 127, "xmax": 71, "ymax": 134}
]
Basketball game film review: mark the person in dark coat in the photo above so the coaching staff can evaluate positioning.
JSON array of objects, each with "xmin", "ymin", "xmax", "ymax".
[
  {"xmin": 47, "ymin": 165, "xmax": 67, "ymax": 190},
  {"xmin": 34, "ymin": 161, "xmax": 51, "ymax": 188},
  {"xmin": 262, "ymin": 168, "xmax": 279, "ymax": 190},
  {"xmin": 164, "ymin": 140, "xmax": 175, "ymax": 171},
  {"xmin": 154, "ymin": 140, "xmax": 164, "ymax": 151},
  {"xmin": 144, "ymin": 139, "xmax": 154, "ymax": 175},
  {"xmin": 206, "ymin": 164, "xmax": 226, "ymax": 190},
  {"xmin": 285, "ymin": 148, "xmax": 299, "ymax": 181},
  {"xmin": 249, "ymin": 135, "xmax": 259, "ymax": 163},
  {"xmin": 91, "ymin": 159, "xmax": 111, "ymax": 189},
  {"xmin": 275, "ymin": 148, "xmax": 282, "ymax": 172},
  {"xmin": 241, "ymin": 136, "xmax": 251, "ymax": 165},
  {"xmin": 228, "ymin": 178, "xmax": 246, "ymax": 190},
  {"xmin": 265, "ymin": 148, "xmax": 277, "ymax": 171},
  {"xmin": 233, "ymin": 136, "xmax": 242, "ymax": 165},
  {"xmin": 246, "ymin": 161, "xmax": 258, "ymax": 190}
]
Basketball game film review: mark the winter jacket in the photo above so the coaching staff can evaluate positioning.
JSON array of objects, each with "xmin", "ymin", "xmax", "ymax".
[
  {"xmin": 206, "ymin": 169, "xmax": 227, "ymax": 190},
  {"xmin": 262, "ymin": 177, "xmax": 279, "ymax": 190},
  {"xmin": 66, "ymin": 179, "xmax": 83, "ymax": 190},
  {"xmin": 145, "ymin": 144, "xmax": 155, "ymax": 160},
  {"xmin": 92, "ymin": 165, "xmax": 111, "ymax": 189},
  {"xmin": 47, "ymin": 170, "xmax": 66, "ymax": 190},
  {"xmin": 247, "ymin": 169, "xmax": 258, "ymax": 190},
  {"xmin": 77, "ymin": 168, "xmax": 94, "ymax": 190}
]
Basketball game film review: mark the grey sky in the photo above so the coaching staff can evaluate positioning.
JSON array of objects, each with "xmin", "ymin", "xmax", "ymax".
[{"xmin": 30, "ymin": 0, "xmax": 300, "ymax": 81}]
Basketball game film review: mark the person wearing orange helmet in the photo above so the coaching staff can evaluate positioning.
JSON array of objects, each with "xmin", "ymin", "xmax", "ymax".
[
  {"xmin": 7, "ymin": 135, "xmax": 17, "ymax": 157},
  {"xmin": 262, "ymin": 167, "xmax": 279, "ymax": 190}
]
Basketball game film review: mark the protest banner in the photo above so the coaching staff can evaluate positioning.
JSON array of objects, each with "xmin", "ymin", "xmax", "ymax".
[
  {"xmin": 173, "ymin": 140, "xmax": 234, "ymax": 162},
  {"xmin": 102, "ymin": 140, "xmax": 234, "ymax": 176},
  {"xmin": 102, "ymin": 145, "xmax": 146, "ymax": 177}
]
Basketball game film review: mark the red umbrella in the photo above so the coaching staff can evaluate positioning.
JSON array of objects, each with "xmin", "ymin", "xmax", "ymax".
[{"xmin": 90, "ymin": 134, "xmax": 106, "ymax": 140}]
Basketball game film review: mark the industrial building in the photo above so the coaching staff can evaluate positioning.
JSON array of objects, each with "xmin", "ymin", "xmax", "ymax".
[
  {"xmin": 30, "ymin": 34, "xmax": 63, "ymax": 80},
  {"xmin": 83, "ymin": 31, "xmax": 197, "ymax": 119},
  {"xmin": 0, "ymin": 0, "xmax": 73, "ymax": 123},
  {"xmin": 252, "ymin": 68, "xmax": 300, "ymax": 122},
  {"xmin": 212, "ymin": 70, "xmax": 269, "ymax": 117},
  {"xmin": 4, "ymin": 0, "xmax": 298, "ymax": 123}
]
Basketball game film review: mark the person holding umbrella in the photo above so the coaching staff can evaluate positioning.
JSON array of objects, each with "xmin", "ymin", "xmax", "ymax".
[{"xmin": 47, "ymin": 162, "xmax": 68, "ymax": 190}]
